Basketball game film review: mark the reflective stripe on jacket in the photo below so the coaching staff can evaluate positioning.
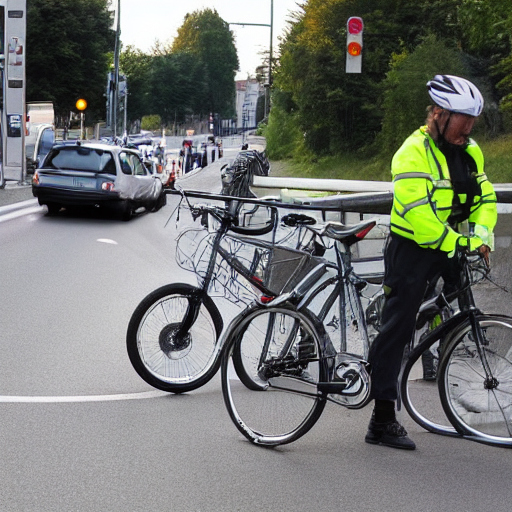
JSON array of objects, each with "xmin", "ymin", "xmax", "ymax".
[{"xmin": 390, "ymin": 127, "xmax": 497, "ymax": 252}]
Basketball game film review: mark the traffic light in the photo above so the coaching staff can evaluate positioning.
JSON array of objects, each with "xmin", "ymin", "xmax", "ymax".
[{"xmin": 346, "ymin": 16, "xmax": 363, "ymax": 73}]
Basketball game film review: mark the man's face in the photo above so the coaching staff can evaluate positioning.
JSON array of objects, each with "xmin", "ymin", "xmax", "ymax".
[{"xmin": 435, "ymin": 108, "xmax": 476, "ymax": 146}]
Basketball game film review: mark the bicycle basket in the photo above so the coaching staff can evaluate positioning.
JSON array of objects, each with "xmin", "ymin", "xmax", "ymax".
[
  {"xmin": 176, "ymin": 228, "xmax": 212, "ymax": 275},
  {"xmin": 227, "ymin": 235, "xmax": 323, "ymax": 297}
]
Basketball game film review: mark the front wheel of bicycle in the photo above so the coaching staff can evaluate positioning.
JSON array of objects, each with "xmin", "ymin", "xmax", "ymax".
[
  {"xmin": 438, "ymin": 314, "xmax": 512, "ymax": 446},
  {"xmin": 127, "ymin": 283, "xmax": 223, "ymax": 393},
  {"xmin": 221, "ymin": 305, "xmax": 328, "ymax": 446}
]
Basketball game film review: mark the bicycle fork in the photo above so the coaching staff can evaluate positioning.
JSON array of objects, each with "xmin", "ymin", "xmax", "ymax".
[{"xmin": 174, "ymin": 223, "xmax": 228, "ymax": 349}]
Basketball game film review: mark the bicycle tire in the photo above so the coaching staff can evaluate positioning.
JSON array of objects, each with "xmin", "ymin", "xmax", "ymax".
[
  {"xmin": 400, "ymin": 328, "xmax": 459, "ymax": 437},
  {"xmin": 438, "ymin": 314, "xmax": 512, "ymax": 446},
  {"xmin": 127, "ymin": 283, "xmax": 223, "ymax": 393},
  {"xmin": 222, "ymin": 304, "xmax": 328, "ymax": 446}
]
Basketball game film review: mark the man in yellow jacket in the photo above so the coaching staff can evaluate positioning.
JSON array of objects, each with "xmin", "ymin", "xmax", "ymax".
[{"xmin": 366, "ymin": 75, "xmax": 497, "ymax": 450}]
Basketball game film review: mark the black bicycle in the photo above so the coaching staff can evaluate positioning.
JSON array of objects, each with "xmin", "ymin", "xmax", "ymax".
[
  {"xmin": 126, "ymin": 190, "xmax": 377, "ymax": 395},
  {"xmin": 126, "ymin": 191, "xmax": 280, "ymax": 393}
]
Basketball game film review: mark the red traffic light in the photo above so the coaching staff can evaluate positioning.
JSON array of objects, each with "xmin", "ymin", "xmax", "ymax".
[
  {"xmin": 347, "ymin": 17, "xmax": 363, "ymax": 34},
  {"xmin": 347, "ymin": 42, "xmax": 362, "ymax": 56}
]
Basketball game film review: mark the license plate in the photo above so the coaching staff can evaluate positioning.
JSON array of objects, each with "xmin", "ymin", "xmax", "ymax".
[{"xmin": 41, "ymin": 175, "xmax": 97, "ymax": 189}]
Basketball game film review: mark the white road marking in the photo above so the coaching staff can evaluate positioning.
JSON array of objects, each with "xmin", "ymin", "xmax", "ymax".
[
  {"xmin": 97, "ymin": 238, "xmax": 118, "ymax": 245},
  {"xmin": 0, "ymin": 390, "xmax": 169, "ymax": 403},
  {"xmin": 0, "ymin": 206, "xmax": 44, "ymax": 223}
]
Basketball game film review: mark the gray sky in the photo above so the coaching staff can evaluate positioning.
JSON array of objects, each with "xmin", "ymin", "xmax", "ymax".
[{"xmin": 119, "ymin": 0, "xmax": 300, "ymax": 81}]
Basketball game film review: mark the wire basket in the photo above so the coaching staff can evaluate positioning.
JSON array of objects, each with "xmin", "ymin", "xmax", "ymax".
[
  {"xmin": 175, "ymin": 229, "xmax": 263, "ymax": 305},
  {"xmin": 176, "ymin": 228, "xmax": 323, "ymax": 303},
  {"xmin": 228, "ymin": 235, "xmax": 323, "ymax": 297}
]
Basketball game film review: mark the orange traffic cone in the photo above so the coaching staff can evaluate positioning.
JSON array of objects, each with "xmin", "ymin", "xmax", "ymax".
[{"xmin": 165, "ymin": 160, "xmax": 176, "ymax": 189}]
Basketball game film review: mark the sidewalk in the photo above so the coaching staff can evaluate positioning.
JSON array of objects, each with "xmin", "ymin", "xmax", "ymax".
[{"xmin": 0, "ymin": 181, "xmax": 36, "ymax": 208}]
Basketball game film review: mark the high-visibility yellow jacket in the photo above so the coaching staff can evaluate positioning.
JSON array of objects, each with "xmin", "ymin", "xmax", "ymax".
[{"xmin": 390, "ymin": 126, "xmax": 497, "ymax": 253}]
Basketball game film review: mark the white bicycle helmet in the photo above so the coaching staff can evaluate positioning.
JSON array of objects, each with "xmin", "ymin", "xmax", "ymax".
[{"xmin": 427, "ymin": 75, "xmax": 484, "ymax": 116}]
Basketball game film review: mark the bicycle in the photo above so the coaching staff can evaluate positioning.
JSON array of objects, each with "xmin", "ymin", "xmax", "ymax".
[
  {"xmin": 220, "ymin": 239, "xmax": 512, "ymax": 448},
  {"xmin": 126, "ymin": 189, "xmax": 378, "ymax": 394},
  {"xmin": 126, "ymin": 190, "xmax": 280, "ymax": 393},
  {"xmin": 400, "ymin": 252, "xmax": 512, "ymax": 447}
]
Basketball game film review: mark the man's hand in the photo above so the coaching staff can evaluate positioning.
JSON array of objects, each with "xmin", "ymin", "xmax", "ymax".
[
  {"xmin": 457, "ymin": 235, "xmax": 484, "ymax": 252},
  {"xmin": 479, "ymin": 244, "xmax": 491, "ymax": 266}
]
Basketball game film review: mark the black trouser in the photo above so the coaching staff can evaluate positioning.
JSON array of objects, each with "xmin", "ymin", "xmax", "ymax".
[{"xmin": 368, "ymin": 235, "xmax": 460, "ymax": 401}]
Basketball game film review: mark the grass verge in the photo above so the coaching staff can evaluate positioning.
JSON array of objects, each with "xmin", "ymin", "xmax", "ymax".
[{"xmin": 269, "ymin": 133, "xmax": 512, "ymax": 183}]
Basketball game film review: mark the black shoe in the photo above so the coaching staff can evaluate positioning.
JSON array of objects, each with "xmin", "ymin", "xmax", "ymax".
[{"xmin": 365, "ymin": 415, "xmax": 416, "ymax": 450}]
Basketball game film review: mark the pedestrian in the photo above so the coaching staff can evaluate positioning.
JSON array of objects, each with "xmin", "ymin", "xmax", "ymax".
[{"xmin": 366, "ymin": 75, "xmax": 498, "ymax": 450}]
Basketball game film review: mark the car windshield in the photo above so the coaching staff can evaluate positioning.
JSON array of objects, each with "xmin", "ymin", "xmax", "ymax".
[{"xmin": 43, "ymin": 147, "xmax": 116, "ymax": 174}]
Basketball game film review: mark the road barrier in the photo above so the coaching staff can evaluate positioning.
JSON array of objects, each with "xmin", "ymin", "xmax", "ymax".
[{"xmin": 252, "ymin": 176, "xmax": 512, "ymax": 214}]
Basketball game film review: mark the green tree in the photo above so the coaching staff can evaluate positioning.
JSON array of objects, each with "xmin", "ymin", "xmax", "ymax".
[
  {"xmin": 26, "ymin": 0, "xmax": 115, "ymax": 121},
  {"xmin": 458, "ymin": 0, "xmax": 512, "ymax": 125},
  {"xmin": 378, "ymin": 35, "xmax": 466, "ymax": 156},
  {"xmin": 172, "ymin": 8, "xmax": 238, "ymax": 118},
  {"xmin": 147, "ymin": 52, "xmax": 207, "ymax": 125},
  {"xmin": 271, "ymin": 0, "xmax": 510, "ymax": 159},
  {"xmin": 119, "ymin": 46, "xmax": 152, "ymax": 124}
]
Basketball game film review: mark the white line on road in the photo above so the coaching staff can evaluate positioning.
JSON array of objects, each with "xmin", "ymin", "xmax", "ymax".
[
  {"xmin": 97, "ymin": 238, "xmax": 118, "ymax": 245},
  {"xmin": 0, "ymin": 390, "xmax": 170, "ymax": 403},
  {"xmin": 0, "ymin": 205, "xmax": 44, "ymax": 223}
]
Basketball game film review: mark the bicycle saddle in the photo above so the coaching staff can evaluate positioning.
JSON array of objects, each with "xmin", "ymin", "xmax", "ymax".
[{"xmin": 308, "ymin": 219, "xmax": 376, "ymax": 246}]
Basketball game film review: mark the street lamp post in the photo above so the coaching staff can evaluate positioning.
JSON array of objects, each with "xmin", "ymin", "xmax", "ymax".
[
  {"xmin": 230, "ymin": 0, "xmax": 274, "ymax": 117},
  {"xmin": 112, "ymin": 0, "xmax": 121, "ymax": 137}
]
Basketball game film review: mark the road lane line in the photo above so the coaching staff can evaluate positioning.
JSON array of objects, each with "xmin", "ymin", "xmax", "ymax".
[
  {"xmin": 0, "ymin": 205, "xmax": 44, "ymax": 223},
  {"xmin": 0, "ymin": 390, "xmax": 170, "ymax": 403}
]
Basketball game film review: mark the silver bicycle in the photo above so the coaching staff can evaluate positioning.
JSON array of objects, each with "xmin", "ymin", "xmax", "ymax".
[{"xmin": 221, "ymin": 233, "xmax": 512, "ymax": 448}]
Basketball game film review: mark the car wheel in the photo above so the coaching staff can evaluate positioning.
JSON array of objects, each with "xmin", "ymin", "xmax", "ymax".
[
  {"xmin": 149, "ymin": 192, "xmax": 167, "ymax": 212},
  {"xmin": 120, "ymin": 200, "xmax": 133, "ymax": 221}
]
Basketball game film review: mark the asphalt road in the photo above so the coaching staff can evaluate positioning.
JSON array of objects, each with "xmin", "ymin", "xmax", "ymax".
[{"xmin": 1, "ymin": 152, "xmax": 512, "ymax": 511}]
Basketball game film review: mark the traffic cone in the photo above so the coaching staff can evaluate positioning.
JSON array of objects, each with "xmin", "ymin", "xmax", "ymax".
[{"xmin": 165, "ymin": 160, "xmax": 176, "ymax": 189}]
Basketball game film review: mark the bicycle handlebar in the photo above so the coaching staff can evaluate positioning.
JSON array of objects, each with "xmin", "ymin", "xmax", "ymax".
[
  {"xmin": 187, "ymin": 197, "xmax": 279, "ymax": 237},
  {"xmin": 166, "ymin": 188, "xmax": 362, "ymax": 213}
]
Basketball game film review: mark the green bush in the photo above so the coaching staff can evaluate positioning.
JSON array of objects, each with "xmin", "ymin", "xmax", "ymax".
[
  {"xmin": 264, "ymin": 105, "xmax": 303, "ymax": 160},
  {"xmin": 141, "ymin": 115, "xmax": 161, "ymax": 132}
]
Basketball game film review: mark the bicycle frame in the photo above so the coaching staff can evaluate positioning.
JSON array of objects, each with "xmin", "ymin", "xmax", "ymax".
[{"xmin": 175, "ymin": 200, "xmax": 279, "ymax": 340}]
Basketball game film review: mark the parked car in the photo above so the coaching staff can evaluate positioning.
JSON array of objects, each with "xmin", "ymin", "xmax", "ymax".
[{"xmin": 32, "ymin": 142, "xmax": 166, "ymax": 220}]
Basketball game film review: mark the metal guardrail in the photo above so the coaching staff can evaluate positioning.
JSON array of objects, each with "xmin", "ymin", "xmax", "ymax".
[{"xmin": 252, "ymin": 176, "xmax": 512, "ymax": 214}]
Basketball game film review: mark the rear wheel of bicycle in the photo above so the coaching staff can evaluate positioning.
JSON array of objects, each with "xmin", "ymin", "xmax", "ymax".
[
  {"xmin": 438, "ymin": 315, "xmax": 512, "ymax": 446},
  {"xmin": 127, "ymin": 284, "xmax": 223, "ymax": 393},
  {"xmin": 222, "ymin": 305, "xmax": 327, "ymax": 446}
]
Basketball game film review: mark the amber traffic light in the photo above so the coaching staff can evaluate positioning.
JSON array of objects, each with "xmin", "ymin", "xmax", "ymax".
[{"xmin": 346, "ymin": 17, "xmax": 363, "ymax": 73}]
